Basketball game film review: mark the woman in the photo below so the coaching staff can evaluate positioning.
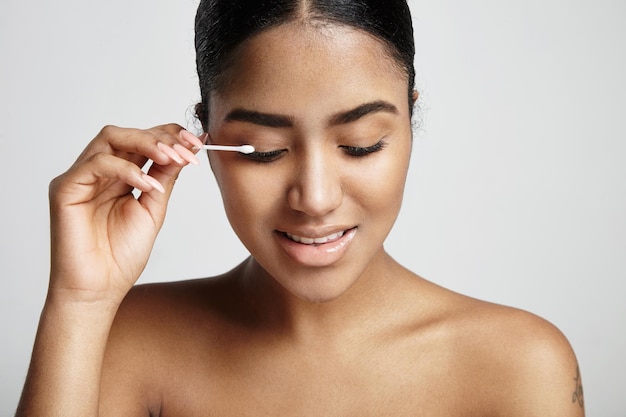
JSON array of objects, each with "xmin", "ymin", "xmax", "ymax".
[{"xmin": 17, "ymin": 0, "xmax": 584, "ymax": 416}]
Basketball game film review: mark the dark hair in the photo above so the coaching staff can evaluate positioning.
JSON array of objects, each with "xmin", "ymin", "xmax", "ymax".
[{"xmin": 194, "ymin": 0, "xmax": 415, "ymax": 130}]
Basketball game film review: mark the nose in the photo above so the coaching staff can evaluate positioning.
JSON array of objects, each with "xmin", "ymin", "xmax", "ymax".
[{"xmin": 287, "ymin": 148, "xmax": 343, "ymax": 217}]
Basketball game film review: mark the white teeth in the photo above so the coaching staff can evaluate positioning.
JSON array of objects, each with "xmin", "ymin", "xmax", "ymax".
[{"xmin": 286, "ymin": 230, "xmax": 345, "ymax": 245}]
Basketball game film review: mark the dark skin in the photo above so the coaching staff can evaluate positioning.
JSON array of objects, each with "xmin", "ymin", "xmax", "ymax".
[
  {"xmin": 100, "ymin": 264, "xmax": 582, "ymax": 416},
  {"xmin": 17, "ymin": 22, "xmax": 584, "ymax": 417}
]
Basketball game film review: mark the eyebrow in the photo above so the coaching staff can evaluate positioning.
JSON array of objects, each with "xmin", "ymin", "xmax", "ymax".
[
  {"xmin": 224, "ymin": 109, "xmax": 293, "ymax": 128},
  {"xmin": 223, "ymin": 100, "xmax": 399, "ymax": 128},
  {"xmin": 328, "ymin": 100, "xmax": 399, "ymax": 126}
]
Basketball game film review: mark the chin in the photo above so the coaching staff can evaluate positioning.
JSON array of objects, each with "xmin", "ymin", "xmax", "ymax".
[{"xmin": 273, "ymin": 264, "xmax": 365, "ymax": 304}]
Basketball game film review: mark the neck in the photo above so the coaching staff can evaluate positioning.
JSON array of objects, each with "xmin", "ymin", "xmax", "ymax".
[{"xmin": 237, "ymin": 249, "xmax": 417, "ymax": 346}]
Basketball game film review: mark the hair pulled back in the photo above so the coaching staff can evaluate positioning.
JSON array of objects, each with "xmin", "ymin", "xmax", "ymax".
[{"xmin": 194, "ymin": 0, "xmax": 415, "ymax": 130}]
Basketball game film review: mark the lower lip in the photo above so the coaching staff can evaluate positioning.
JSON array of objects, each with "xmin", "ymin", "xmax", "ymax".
[{"xmin": 275, "ymin": 227, "xmax": 357, "ymax": 267}]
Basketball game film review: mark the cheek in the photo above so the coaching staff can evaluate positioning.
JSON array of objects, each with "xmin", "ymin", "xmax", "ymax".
[
  {"xmin": 346, "ymin": 150, "xmax": 411, "ymax": 217},
  {"xmin": 211, "ymin": 158, "xmax": 284, "ymax": 231},
  {"xmin": 210, "ymin": 157, "xmax": 249, "ymax": 224}
]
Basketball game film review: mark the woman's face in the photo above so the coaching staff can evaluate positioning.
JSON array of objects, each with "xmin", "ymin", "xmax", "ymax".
[{"xmin": 207, "ymin": 22, "xmax": 413, "ymax": 302}]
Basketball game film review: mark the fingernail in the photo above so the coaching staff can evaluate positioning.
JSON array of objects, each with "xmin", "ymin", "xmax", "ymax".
[
  {"xmin": 142, "ymin": 174, "xmax": 165, "ymax": 193},
  {"xmin": 157, "ymin": 142, "xmax": 184, "ymax": 164},
  {"xmin": 180, "ymin": 130, "xmax": 204, "ymax": 149},
  {"xmin": 191, "ymin": 133, "xmax": 210, "ymax": 153},
  {"xmin": 173, "ymin": 143, "xmax": 200, "ymax": 166}
]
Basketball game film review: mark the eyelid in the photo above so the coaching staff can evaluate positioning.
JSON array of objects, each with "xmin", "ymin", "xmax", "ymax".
[
  {"xmin": 240, "ymin": 139, "xmax": 386, "ymax": 162},
  {"xmin": 340, "ymin": 139, "xmax": 387, "ymax": 157},
  {"xmin": 243, "ymin": 148, "xmax": 287, "ymax": 162}
]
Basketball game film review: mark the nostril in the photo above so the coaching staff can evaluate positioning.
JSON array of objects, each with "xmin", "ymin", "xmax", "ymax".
[
  {"xmin": 286, "ymin": 182, "xmax": 343, "ymax": 217},
  {"xmin": 285, "ymin": 152, "xmax": 343, "ymax": 216}
]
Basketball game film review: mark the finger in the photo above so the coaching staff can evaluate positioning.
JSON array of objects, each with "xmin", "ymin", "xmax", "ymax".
[
  {"xmin": 137, "ymin": 160, "xmax": 185, "ymax": 220},
  {"xmin": 179, "ymin": 129, "xmax": 205, "ymax": 150},
  {"xmin": 115, "ymin": 125, "xmax": 201, "ymax": 167},
  {"xmin": 144, "ymin": 124, "xmax": 204, "ymax": 161},
  {"xmin": 76, "ymin": 125, "xmax": 187, "ymax": 168},
  {"xmin": 173, "ymin": 143, "xmax": 199, "ymax": 165},
  {"xmin": 135, "ymin": 130, "xmax": 207, "ymax": 218},
  {"xmin": 139, "ymin": 124, "xmax": 190, "ymax": 166},
  {"xmin": 53, "ymin": 152, "xmax": 165, "ymax": 206}
]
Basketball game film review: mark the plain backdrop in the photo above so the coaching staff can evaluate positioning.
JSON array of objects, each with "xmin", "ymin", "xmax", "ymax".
[{"xmin": 1, "ymin": 0, "xmax": 624, "ymax": 415}]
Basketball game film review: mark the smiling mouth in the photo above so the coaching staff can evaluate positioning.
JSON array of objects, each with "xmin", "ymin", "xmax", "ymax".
[{"xmin": 283, "ymin": 229, "xmax": 352, "ymax": 245}]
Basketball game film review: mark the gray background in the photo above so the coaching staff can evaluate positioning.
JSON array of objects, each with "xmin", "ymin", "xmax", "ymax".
[{"xmin": 1, "ymin": 0, "xmax": 624, "ymax": 415}]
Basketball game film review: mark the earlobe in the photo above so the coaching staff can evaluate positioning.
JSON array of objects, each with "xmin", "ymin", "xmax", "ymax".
[{"xmin": 411, "ymin": 90, "xmax": 419, "ymax": 104}]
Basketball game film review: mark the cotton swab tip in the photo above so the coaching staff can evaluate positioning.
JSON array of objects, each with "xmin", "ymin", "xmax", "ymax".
[{"xmin": 238, "ymin": 145, "xmax": 255, "ymax": 154}]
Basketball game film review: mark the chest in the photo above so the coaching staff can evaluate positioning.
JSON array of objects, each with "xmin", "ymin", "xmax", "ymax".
[{"xmin": 155, "ymin": 346, "xmax": 482, "ymax": 417}]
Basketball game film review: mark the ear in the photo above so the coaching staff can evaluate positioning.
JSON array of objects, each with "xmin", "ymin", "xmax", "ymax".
[
  {"xmin": 411, "ymin": 90, "xmax": 419, "ymax": 105},
  {"xmin": 195, "ymin": 102, "xmax": 209, "ymax": 133}
]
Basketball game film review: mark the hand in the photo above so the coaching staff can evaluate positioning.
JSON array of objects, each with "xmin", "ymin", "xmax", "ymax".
[{"xmin": 47, "ymin": 124, "xmax": 204, "ymax": 305}]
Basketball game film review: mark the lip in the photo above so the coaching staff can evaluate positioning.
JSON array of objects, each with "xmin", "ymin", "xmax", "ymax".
[
  {"xmin": 275, "ymin": 227, "xmax": 358, "ymax": 267},
  {"xmin": 284, "ymin": 229, "xmax": 345, "ymax": 245}
]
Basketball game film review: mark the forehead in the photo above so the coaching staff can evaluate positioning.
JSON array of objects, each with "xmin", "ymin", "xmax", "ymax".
[{"xmin": 210, "ymin": 22, "xmax": 408, "ymax": 122}]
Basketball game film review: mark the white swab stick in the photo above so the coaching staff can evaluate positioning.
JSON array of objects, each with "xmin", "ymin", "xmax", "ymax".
[{"xmin": 202, "ymin": 144, "xmax": 255, "ymax": 154}]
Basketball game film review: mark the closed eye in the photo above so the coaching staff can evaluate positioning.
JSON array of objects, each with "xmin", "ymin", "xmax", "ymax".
[
  {"xmin": 243, "ymin": 149, "xmax": 287, "ymax": 162},
  {"xmin": 340, "ymin": 140, "xmax": 387, "ymax": 157}
]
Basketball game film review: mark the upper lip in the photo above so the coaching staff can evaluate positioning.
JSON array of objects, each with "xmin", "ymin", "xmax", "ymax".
[{"xmin": 276, "ymin": 225, "xmax": 355, "ymax": 240}]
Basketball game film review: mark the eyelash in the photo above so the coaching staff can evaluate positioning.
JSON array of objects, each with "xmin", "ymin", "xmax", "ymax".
[
  {"xmin": 340, "ymin": 140, "xmax": 387, "ymax": 157},
  {"xmin": 243, "ymin": 140, "xmax": 386, "ymax": 162},
  {"xmin": 244, "ymin": 149, "xmax": 286, "ymax": 162}
]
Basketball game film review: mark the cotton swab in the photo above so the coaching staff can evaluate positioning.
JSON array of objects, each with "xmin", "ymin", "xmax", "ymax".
[{"xmin": 202, "ymin": 144, "xmax": 255, "ymax": 154}]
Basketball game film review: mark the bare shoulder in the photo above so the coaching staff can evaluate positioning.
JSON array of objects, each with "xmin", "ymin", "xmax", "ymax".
[
  {"xmin": 98, "ymin": 275, "xmax": 235, "ymax": 415},
  {"xmin": 106, "ymin": 273, "xmax": 239, "ymax": 352},
  {"xmin": 439, "ymin": 290, "xmax": 585, "ymax": 416}
]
